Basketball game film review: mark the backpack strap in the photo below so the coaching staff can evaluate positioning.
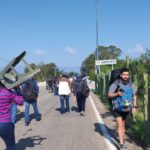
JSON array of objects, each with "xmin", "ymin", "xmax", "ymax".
[{"xmin": 112, "ymin": 80, "xmax": 121, "ymax": 93}]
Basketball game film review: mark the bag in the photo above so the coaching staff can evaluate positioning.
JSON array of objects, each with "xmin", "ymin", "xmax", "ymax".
[
  {"xmin": 81, "ymin": 81, "xmax": 90, "ymax": 98},
  {"xmin": 108, "ymin": 69, "xmax": 122, "ymax": 106},
  {"xmin": 112, "ymin": 82, "xmax": 133, "ymax": 112},
  {"xmin": 109, "ymin": 68, "xmax": 122, "ymax": 86},
  {"xmin": 22, "ymin": 81, "xmax": 37, "ymax": 100}
]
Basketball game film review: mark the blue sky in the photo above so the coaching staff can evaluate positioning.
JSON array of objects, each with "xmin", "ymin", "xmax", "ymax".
[{"xmin": 0, "ymin": 0, "xmax": 150, "ymax": 71}]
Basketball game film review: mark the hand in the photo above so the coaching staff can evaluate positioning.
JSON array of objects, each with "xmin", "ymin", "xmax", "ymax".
[
  {"xmin": 132, "ymin": 107, "xmax": 137, "ymax": 113},
  {"xmin": 116, "ymin": 91, "xmax": 123, "ymax": 97}
]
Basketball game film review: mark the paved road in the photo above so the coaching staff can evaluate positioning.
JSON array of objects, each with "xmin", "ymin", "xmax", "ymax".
[{"xmin": 0, "ymin": 85, "xmax": 108, "ymax": 150}]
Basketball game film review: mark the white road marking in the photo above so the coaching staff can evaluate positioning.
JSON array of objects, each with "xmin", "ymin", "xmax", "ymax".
[{"xmin": 89, "ymin": 95, "xmax": 117, "ymax": 150}]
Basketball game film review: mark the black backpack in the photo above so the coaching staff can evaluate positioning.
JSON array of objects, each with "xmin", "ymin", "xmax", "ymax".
[
  {"xmin": 108, "ymin": 68, "xmax": 122, "ymax": 106},
  {"xmin": 81, "ymin": 80, "xmax": 90, "ymax": 98},
  {"xmin": 109, "ymin": 68, "xmax": 122, "ymax": 86},
  {"xmin": 22, "ymin": 81, "xmax": 37, "ymax": 100}
]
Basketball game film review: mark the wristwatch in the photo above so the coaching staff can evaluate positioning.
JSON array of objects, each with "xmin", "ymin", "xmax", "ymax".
[{"xmin": 133, "ymin": 106, "xmax": 138, "ymax": 108}]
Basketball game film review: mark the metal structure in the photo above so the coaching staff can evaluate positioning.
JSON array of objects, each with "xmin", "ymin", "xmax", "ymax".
[
  {"xmin": 0, "ymin": 51, "xmax": 40, "ymax": 89},
  {"xmin": 95, "ymin": 0, "xmax": 99, "ymax": 74}
]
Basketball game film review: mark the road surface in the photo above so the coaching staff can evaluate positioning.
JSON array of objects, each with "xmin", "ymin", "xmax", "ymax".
[{"xmin": 0, "ymin": 85, "xmax": 109, "ymax": 150}]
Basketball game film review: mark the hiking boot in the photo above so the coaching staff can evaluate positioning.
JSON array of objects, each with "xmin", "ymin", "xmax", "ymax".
[{"xmin": 25, "ymin": 122, "xmax": 29, "ymax": 126}]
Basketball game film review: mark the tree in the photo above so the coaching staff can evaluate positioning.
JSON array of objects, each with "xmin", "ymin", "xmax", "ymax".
[
  {"xmin": 81, "ymin": 45, "xmax": 122, "ymax": 79},
  {"xmin": 98, "ymin": 45, "xmax": 121, "ymax": 59}
]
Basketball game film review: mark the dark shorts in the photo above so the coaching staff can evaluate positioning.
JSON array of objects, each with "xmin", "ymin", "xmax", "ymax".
[{"xmin": 113, "ymin": 110, "xmax": 129, "ymax": 120}]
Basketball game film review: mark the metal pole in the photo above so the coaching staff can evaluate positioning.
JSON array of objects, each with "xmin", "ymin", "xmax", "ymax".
[
  {"xmin": 96, "ymin": 0, "xmax": 99, "ymax": 74},
  {"xmin": 95, "ymin": 0, "xmax": 99, "ymax": 93}
]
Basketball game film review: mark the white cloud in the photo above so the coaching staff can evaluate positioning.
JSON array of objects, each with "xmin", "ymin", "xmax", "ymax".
[
  {"xmin": 125, "ymin": 44, "xmax": 145, "ymax": 58},
  {"xmin": 35, "ymin": 49, "xmax": 47, "ymax": 55},
  {"xmin": 65, "ymin": 46, "xmax": 76, "ymax": 54}
]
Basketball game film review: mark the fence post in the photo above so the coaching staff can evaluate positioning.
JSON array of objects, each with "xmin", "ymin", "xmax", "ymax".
[{"xmin": 143, "ymin": 72, "xmax": 148, "ymax": 121}]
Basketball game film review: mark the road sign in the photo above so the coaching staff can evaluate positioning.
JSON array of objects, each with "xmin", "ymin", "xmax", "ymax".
[{"xmin": 95, "ymin": 59, "xmax": 116, "ymax": 65}]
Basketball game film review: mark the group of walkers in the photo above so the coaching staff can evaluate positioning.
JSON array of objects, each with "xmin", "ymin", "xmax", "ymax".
[
  {"xmin": 46, "ymin": 76, "xmax": 59, "ymax": 95},
  {"xmin": 0, "ymin": 76, "xmax": 41, "ymax": 150},
  {"xmin": 47, "ymin": 73, "xmax": 90, "ymax": 116},
  {"xmin": 0, "ymin": 67, "xmax": 138, "ymax": 150}
]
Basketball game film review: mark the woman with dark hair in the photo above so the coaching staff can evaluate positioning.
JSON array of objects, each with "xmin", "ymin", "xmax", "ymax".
[{"xmin": 0, "ymin": 82, "xmax": 23, "ymax": 150}]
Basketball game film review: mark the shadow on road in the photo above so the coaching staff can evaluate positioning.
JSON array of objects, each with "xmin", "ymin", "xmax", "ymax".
[
  {"xmin": 94, "ymin": 122, "xmax": 119, "ymax": 149},
  {"xmin": 94, "ymin": 111, "xmax": 145, "ymax": 150},
  {"xmin": 16, "ymin": 112, "xmax": 24, "ymax": 123},
  {"xmin": 55, "ymin": 108, "xmax": 62, "ymax": 114},
  {"xmin": 71, "ymin": 106, "xmax": 78, "ymax": 112},
  {"xmin": 16, "ymin": 135, "xmax": 47, "ymax": 150},
  {"xmin": 16, "ymin": 112, "xmax": 41, "ymax": 124}
]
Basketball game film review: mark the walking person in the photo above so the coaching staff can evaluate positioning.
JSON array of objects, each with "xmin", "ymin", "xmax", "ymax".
[
  {"xmin": 22, "ymin": 76, "xmax": 41, "ymax": 126},
  {"xmin": 0, "ymin": 82, "xmax": 23, "ymax": 150},
  {"xmin": 58, "ymin": 74, "xmax": 71, "ymax": 114},
  {"xmin": 108, "ymin": 68, "xmax": 137, "ymax": 150},
  {"xmin": 74, "ymin": 75, "xmax": 90, "ymax": 116}
]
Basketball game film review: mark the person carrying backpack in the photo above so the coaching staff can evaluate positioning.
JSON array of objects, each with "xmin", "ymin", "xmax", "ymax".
[
  {"xmin": 74, "ymin": 75, "xmax": 90, "ymax": 116},
  {"xmin": 21, "ymin": 76, "xmax": 41, "ymax": 126},
  {"xmin": 108, "ymin": 68, "xmax": 137, "ymax": 150}
]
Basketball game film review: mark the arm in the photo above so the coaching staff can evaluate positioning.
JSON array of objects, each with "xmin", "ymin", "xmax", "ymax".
[
  {"xmin": 9, "ymin": 90, "xmax": 24, "ymax": 106},
  {"xmin": 108, "ymin": 84, "xmax": 123, "ymax": 98},
  {"xmin": 33, "ymin": 80, "xmax": 39, "ymax": 94}
]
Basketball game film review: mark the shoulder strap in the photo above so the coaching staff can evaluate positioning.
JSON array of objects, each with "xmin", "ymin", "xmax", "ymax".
[{"xmin": 114, "ymin": 80, "xmax": 121, "ymax": 93}]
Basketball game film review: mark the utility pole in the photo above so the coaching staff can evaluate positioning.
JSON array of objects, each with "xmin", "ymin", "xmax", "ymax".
[
  {"xmin": 95, "ymin": 0, "xmax": 99, "ymax": 92},
  {"xmin": 95, "ymin": 0, "xmax": 99, "ymax": 74}
]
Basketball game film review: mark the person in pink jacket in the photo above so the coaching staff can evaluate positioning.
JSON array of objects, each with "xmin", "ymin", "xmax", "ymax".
[{"xmin": 0, "ymin": 82, "xmax": 24, "ymax": 150}]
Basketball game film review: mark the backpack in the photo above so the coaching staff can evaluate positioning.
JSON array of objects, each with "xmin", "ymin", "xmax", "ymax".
[
  {"xmin": 109, "ymin": 68, "xmax": 122, "ymax": 86},
  {"xmin": 112, "ymin": 81, "xmax": 133, "ymax": 112},
  {"xmin": 108, "ymin": 69, "xmax": 122, "ymax": 106},
  {"xmin": 81, "ymin": 81, "xmax": 90, "ymax": 98},
  {"xmin": 22, "ymin": 81, "xmax": 37, "ymax": 100}
]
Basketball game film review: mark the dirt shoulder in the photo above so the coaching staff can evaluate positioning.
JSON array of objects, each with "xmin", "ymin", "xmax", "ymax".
[{"xmin": 90, "ymin": 92, "xmax": 145, "ymax": 150}]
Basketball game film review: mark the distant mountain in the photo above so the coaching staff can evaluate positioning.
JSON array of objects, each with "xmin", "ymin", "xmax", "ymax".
[{"xmin": 59, "ymin": 66, "xmax": 80, "ymax": 73}]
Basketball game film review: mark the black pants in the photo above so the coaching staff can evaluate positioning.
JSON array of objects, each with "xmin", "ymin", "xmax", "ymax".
[{"xmin": 76, "ymin": 92, "xmax": 86, "ymax": 112}]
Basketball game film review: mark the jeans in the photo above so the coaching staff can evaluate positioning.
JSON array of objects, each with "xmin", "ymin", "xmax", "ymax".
[
  {"xmin": 0, "ymin": 122, "xmax": 16, "ymax": 150},
  {"xmin": 11, "ymin": 104, "xmax": 17, "ymax": 124},
  {"xmin": 24, "ymin": 101, "xmax": 40, "ymax": 122},
  {"xmin": 59, "ymin": 95, "xmax": 70, "ymax": 113}
]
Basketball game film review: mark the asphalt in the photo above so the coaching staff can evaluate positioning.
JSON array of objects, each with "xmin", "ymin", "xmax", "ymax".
[{"xmin": 0, "ymin": 85, "xmax": 107, "ymax": 150}]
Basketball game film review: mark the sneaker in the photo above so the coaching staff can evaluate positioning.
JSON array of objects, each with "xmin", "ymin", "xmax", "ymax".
[
  {"xmin": 122, "ymin": 144, "xmax": 127, "ymax": 148},
  {"xmin": 119, "ymin": 144, "xmax": 127, "ymax": 150},
  {"xmin": 80, "ymin": 111, "xmax": 85, "ymax": 116},
  {"xmin": 25, "ymin": 122, "xmax": 29, "ymax": 126},
  {"xmin": 36, "ymin": 115, "xmax": 41, "ymax": 121}
]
